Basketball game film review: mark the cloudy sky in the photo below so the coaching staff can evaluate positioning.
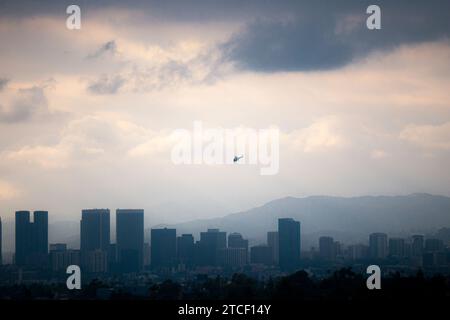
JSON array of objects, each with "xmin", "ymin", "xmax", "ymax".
[{"xmin": 1, "ymin": 0, "xmax": 450, "ymax": 225}]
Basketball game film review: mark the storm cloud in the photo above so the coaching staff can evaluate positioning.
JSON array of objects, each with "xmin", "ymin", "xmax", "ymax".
[{"xmin": 222, "ymin": 1, "xmax": 450, "ymax": 72}]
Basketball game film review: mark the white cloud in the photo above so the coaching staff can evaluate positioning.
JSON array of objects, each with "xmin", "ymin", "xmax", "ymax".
[
  {"xmin": 400, "ymin": 122, "xmax": 450, "ymax": 150},
  {"xmin": 283, "ymin": 117, "xmax": 348, "ymax": 153}
]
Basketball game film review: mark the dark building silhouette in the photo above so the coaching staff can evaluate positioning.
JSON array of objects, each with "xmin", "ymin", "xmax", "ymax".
[
  {"xmin": 278, "ymin": 218, "xmax": 301, "ymax": 271},
  {"xmin": 80, "ymin": 209, "xmax": 110, "ymax": 272},
  {"xmin": 267, "ymin": 231, "xmax": 279, "ymax": 265},
  {"xmin": 49, "ymin": 243, "xmax": 80, "ymax": 272},
  {"xmin": 412, "ymin": 235, "xmax": 424, "ymax": 257},
  {"xmin": 116, "ymin": 209, "xmax": 144, "ymax": 273},
  {"xmin": 177, "ymin": 234, "xmax": 194, "ymax": 267},
  {"xmin": 143, "ymin": 242, "xmax": 151, "ymax": 267},
  {"xmin": 151, "ymin": 228, "xmax": 176, "ymax": 269},
  {"xmin": 15, "ymin": 210, "xmax": 48, "ymax": 267},
  {"xmin": 319, "ymin": 236, "xmax": 336, "ymax": 261},
  {"xmin": 389, "ymin": 238, "xmax": 405, "ymax": 257},
  {"xmin": 250, "ymin": 245, "xmax": 273, "ymax": 265},
  {"xmin": 228, "ymin": 233, "xmax": 248, "ymax": 263},
  {"xmin": 218, "ymin": 247, "xmax": 247, "ymax": 268},
  {"xmin": 369, "ymin": 233, "xmax": 388, "ymax": 259},
  {"xmin": 425, "ymin": 238, "xmax": 444, "ymax": 252},
  {"xmin": 196, "ymin": 229, "xmax": 226, "ymax": 266},
  {"xmin": 228, "ymin": 233, "xmax": 248, "ymax": 250}
]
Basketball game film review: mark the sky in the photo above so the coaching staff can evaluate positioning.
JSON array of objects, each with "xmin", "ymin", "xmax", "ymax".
[{"xmin": 1, "ymin": 0, "xmax": 450, "ymax": 225}]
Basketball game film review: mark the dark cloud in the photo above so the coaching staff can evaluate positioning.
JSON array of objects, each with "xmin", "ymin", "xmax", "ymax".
[
  {"xmin": 222, "ymin": 1, "xmax": 450, "ymax": 72},
  {"xmin": 87, "ymin": 40, "xmax": 118, "ymax": 59},
  {"xmin": 3, "ymin": 1, "xmax": 448, "ymax": 72},
  {"xmin": 0, "ymin": 86, "xmax": 48, "ymax": 123},
  {"xmin": 87, "ymin": 74, "xmax": 125, "ymax": 95}
]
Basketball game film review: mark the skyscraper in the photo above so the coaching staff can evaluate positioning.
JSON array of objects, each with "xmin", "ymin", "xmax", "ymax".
[
  {"xmin": 197, "ymin": 229, "xmax": 227, "ymax": 266},
  {"xmin": 369, "ymin": 233, "xmax": 388, "ymax": 259},
  {"xmin": 116, "ymin": 209, "xmax": 144, "ymax": 273},
  {"xmin": 411, "ymin": 235, "xmax": 424, "ymax": 257},
  {"xmin": 228, "ymin": 232, "xmax": 248, "ymax": 263},
  {"xmin": 250, "ymin": 245, "xmax": 273, "ymax": 265},
  {"xmin": 319, "ymin": 236, "xmax": 336, "ymax": 261},
  {"xmin": 15, "ymin": 210, "xmax": 48, "ymax": 267},
  {"xmin": 80, "ymin": 209, "xmax": 110, "ymax": 272},
  {"xmin": 424, "ymin": 238, "xmax": 444, "ymax": 252},
  {"xmin": 218, "ymin": 247, "xmax": 248, "ymax": 268},
  {"xmin": 278, "ymin": 218, "xmax": 301, "ymax": 271},
  {"xmin": 228, "ymin": 233, "xmax": 248, "ymax": 250},
  {"xmin": 267, "ymin": 231, "xmax": 279, "ymax": 265},
  {"xmin": 151, "ymin": 228, "xmax": 176, "ymax": 269},
  {"xmin": 177, "ymin": 234, "xmax": 194, "ymax": 267},
  {"xmin": 389, "ymin": 238, "xmax": 405, "ymax": 257}
]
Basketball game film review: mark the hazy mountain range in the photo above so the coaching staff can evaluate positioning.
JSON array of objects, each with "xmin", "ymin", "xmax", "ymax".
[
  {"xmin": 2, "ymin": 194, "xmax": 450, "ymax": 259},
  {"xmin": 160, "ymin": 193, "xmax": 450, "ymax": 248}
]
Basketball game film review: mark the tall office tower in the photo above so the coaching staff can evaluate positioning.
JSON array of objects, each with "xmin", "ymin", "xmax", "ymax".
[
  {"xmin": 49, "ymin": 244, "xmax": 80, "ymax": 272},
  {"xmin": 369, "ymin": 233, "xmax": 388, "ymax": 259},
  {"xmin": 15, "ymin": 210, "xmax": 48, "ymax": 267},
  {"xmin": 0, "ymin": 217, "xmax": 2, "ymax": 265},
  {"xmin": 424, "ymin": 238, "xmax": 444, "ymax": 252},
  {"xmin": 267, "ymin": 231, "xmax": 279, "ymax": 265},
  {"xmin": 80, "ymin": 209, "xmax": 110, "ymax": 272},
  {"xmin": 116, "ymin": 209, "xmax": 144, "ymax": 273},
  {"xmin": 411, "ymin": 235, "xmax": 424, "ymax": 257},
  {"xmin": 228, "ymin": 233, "xmax": 248, "ymax": 263},
  {"xmin": 151, "ymin": 228, "xmax": 176, "ymax": 269},
  {"xmin": 250, "ymin": 245, "xmax": 273, "ymax": 265},
  {"xmin": 177, "ymin": 234, "xmax": 194, "ymax": 267},
  {"xmin": 143, "ymin": 243, "xmax": 151, "ymax": 267},
  {"xmin": 33, "ymin": 211, "xmax": 48, "ymax": 265},
  {"xmin": 197, "ymin": 229, "xmax": 227, "ymax": 266},
  {"xmin": 228, "ymin": 233, "xmax": 248, "ymax": 250},
  {"xmin": 389, "ymin": 238, "xmax": 405, "ymax": 257},
  {"xmin": 278, "ymin": 218, "xmax": 301, "ymax": 271},
  {"xmin": 319, "ymin": 236, "xmax": 336, "ymax": 261},
  {"xmin": 348, "ymin": 244, "xmax": 369, "ymax": 260},
  {"xmin": 218, "ymin": 247, "xmax": 247, "ymax": 268}
]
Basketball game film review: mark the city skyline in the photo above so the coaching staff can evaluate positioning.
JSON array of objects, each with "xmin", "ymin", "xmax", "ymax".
[
  {"xmin": 1, "ymin": 206, "xmax": 449, "ymax": 271},
  {"xmin": 2, "ymin": 192, "xmax": 450, "ymax": 255}
]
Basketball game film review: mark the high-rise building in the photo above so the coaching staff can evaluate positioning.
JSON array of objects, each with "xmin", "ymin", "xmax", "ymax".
[
  {"xmin": 424, "ymin": 238, "xmax": 444, "ymax": 252},
  {"xmin": 228, "ymin": 233, "xmax": 248, "ymax": 250},
  {"xmin": 143, "ymin": 243, "xmax": 151, "ymax": 267},
  {"xmin": 228, "ymin": 233, "xmax": 248, "ymax": 263},
  {"xmin": 218, "ymin": 247, "xmax": 247, "ymax": 268},
  {"xmin": 319, "ymin": 236, "xmax": 336, "ymax": 261},
  {"xmin": 177, "ymin": 234, "xmax": 194, "ymax": 267},
  {"xmin": 80, "ymin": 209, "xmax": 110, "ymax": 272},
  {"xmin": 49, "ymin": 244, "xmax": 80, "ymax": 272},
  {"xmin": 250, "ymin": 245, "xmax": 273, "ymax": 265},
  {"xmin": 267, "ymin": 231, "xmax": 279, "ymax": 265},
  {"xmin": 278, "ymin": 218, "xmax": 301, "ymax": 271},
  {"xmin": 151, "ymin": 228, "xmax": 176, "ymax": 269},
  {"xmin": 15, "ymin": 210, "xmax": 48, "ymax": 267},
  {"xmin": 116, "ymin": 209, "xmax": 144, "ymax": 273},
  {"xmin": 369, "ymin": 233, "xmax": 388, "ymax": 259},
  {"xmin": 347, "ymin": 244, "xmax": 369, "ymax": 260},
  {"xmin": 197, "ymin": 229, "xmax": 227, "ymax": 266},
  {"xmin": 389, "ymin": 238, "xmax": 405, "ymax": 257},
  {"xmin": 411, "ymin": 235, "xmax": 424, "ymax": 257}
]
